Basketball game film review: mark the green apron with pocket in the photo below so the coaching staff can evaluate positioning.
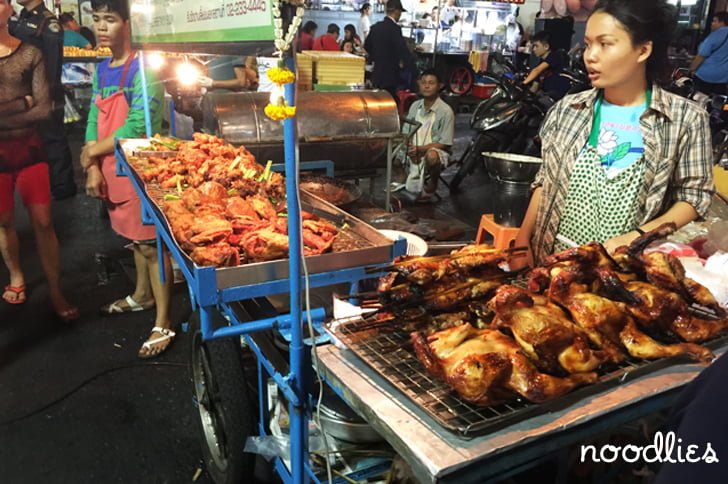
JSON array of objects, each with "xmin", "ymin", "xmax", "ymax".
[{"xmin": 553, "ymin": 90, "xmax": 650, "ymax": 252}]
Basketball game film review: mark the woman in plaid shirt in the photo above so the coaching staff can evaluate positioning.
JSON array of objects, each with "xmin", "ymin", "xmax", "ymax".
[{"xmin": 514, "ymin": 0, "xmax": 715, "ymax": 266}]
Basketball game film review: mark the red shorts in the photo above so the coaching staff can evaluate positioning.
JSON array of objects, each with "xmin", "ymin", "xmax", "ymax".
[{"xmin": 0, "ymin": 162, "xmax": 51, "ymax": 214}]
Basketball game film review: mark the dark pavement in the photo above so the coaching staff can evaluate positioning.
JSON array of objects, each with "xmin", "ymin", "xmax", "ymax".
[{"xmin": 0, "ymin": 113, "xmax": 527, "ymax": 483}]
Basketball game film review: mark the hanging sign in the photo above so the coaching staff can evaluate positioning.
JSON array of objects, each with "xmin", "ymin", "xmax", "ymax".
[{"xmin": 129, "ymin": 0, "xmax": 275, "ymax": 45}]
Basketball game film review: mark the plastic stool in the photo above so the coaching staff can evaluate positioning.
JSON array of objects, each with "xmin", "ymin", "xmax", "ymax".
[{"xmin": 476, "ymin": 214, "xmax": 519, "ymax": 249}]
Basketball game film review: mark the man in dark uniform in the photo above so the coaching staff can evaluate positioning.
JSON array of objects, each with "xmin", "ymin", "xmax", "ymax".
[
  {"xmin": 10, "ymin": 0, "xmax": 77, "ymax": 200},
  {"xmin": 364, "ymin": 0, "xmax": 416, "ymax": 102}
]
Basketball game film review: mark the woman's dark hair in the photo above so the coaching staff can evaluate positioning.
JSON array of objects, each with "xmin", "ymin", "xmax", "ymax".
[
  {"xmin": 90, "ymin": 0, "xmax": 129, "ymax": 21},
  {"xmin": 344, "ymin": 24, "xmax": 356, "ymax": 39},
  {"xmin": 592, "ymin": 0, "xmax": 677, "ymax": 84},
  {"xmin": 302, "ymin": 21, "xmax": 318, "ymax": 35},
  {"xmin": 360, "ymin": 3, "xmax": 371, "ymax": 14}
]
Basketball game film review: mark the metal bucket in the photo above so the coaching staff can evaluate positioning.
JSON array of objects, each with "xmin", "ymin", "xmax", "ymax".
[{"xmin": 483, "ymin": 152, "xmax": 542, "ymax": 185}]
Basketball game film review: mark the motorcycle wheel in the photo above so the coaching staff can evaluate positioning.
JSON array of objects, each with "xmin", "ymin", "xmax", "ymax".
[
  {"xmin": 190, "ymin": 310, "xmax": 255, "ymax": 484},
  {"xmin": 450, "ymin": 134, "xmax": 498, "ymax": 193}
]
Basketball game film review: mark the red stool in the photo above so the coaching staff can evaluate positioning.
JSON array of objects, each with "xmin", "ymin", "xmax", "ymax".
[
  {"xmin": 396, "ymin": 90, "xmax": 419, "ymax": 118},
  {"xmin": 476, "ymin": 214, "xmax": 520, "ymax": 250}
]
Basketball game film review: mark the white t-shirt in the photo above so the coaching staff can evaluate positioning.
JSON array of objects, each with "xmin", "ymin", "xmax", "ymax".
[{"xmin": 358, "ymin": 15, "xmax": 371, "ymax": 41}]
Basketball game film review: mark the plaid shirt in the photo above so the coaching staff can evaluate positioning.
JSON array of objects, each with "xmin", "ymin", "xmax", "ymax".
[{"xmin": 531, "ymin": 84, "xmax": 715, "ymax": 264}]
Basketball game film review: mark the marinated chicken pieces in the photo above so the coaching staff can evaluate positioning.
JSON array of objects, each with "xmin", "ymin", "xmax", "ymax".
[
  {"xmin": 411, "ymin": 323, "xmax": 597, "ymax": 405},
  {"xmin": 132, "ymin": 135, "xmax": 341, "ymax": 267}
]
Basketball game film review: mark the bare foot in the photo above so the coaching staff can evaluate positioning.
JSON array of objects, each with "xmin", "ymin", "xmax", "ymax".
[
  {"xmin": 50, "ymin": 291, "xmax": 79, "ymax": 322},
  {"xmin": 138, "ymin": 326, "xmax": 176, "ymax": 359}
]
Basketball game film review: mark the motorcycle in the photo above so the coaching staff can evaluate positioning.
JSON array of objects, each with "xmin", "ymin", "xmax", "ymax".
[
  {"xmin": 669, "ymin": 68, "xmax": 728, "ymax": 165},
  {"xmin": 449, "ymin": 54, "xmax": 555, "ymax": 192}
]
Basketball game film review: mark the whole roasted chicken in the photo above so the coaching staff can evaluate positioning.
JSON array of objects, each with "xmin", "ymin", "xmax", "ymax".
[{"xmin": 411, "ymin": 323, "xmax": 597, "ymax": 405}]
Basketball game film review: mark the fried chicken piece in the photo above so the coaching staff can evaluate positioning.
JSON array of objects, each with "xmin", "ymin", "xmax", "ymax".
[
  {"xmin": 411, "ymin": 324, "xmax": 597, "ymax": 406},
  {"xmin": 188, "ymin": 214, "xmax": 233, "ymax": 245},
  {"xmin": 190, "ymin": 242, "xmax": 240, "ymax": 267},
  {"xmin": 240, "ymin": 228, "xmax": 289, "ymax": 261}
]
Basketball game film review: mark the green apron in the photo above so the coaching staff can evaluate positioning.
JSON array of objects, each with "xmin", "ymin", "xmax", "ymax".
[{"xmin": 553, "ymin": 90, "xmax": 650, "ymax": 252}]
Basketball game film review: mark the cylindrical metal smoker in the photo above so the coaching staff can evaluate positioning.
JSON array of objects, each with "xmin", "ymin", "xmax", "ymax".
[{"xmin": 202, "ymin": 90, "xmax": 401, "ymax": 178}]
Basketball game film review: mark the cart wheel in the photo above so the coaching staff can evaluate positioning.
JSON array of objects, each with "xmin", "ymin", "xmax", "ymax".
[
  {"xmin": 449, "ymin": 67, "xmax": 474, "ymax": 96},
  {"xmin": 190, "ymin": 311, "xmax": 255, "ymax": 484}
]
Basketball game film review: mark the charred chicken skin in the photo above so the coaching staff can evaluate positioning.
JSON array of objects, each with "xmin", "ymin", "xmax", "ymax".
[
  {"xmin": 490, "ymin": 285, "xmax": 605, "ymax": 374},
  {"xmin": 411, "ymin": 323, "xmax": 597, "ymax": 405}
]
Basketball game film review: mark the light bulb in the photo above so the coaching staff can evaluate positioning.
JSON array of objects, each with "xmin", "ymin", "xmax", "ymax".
[
  {"xmin": 146, "ymin": 52, "xmax": 165, "ymax": 70},
  {"xmin": 176, "ymin": 62, "xmax": 200, "ymax": 86}
]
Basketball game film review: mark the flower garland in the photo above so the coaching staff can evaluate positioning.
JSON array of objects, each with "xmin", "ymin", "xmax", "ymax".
[{"xmin": 264, "ymin": 0, "xmax": 305, "ymax": 122}]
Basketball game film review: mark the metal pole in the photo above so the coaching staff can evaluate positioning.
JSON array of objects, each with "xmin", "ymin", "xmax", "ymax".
[
  {"xmin": 385, "ymin": 138, "xmax": 392, "ymax": 211},
  {"xmin": 283, "ymin": 53, "xmax": 307, "ymax": 484},
  {"xmin": 137, "ymin": 50, "xmax": 153, "ymax": 138}
]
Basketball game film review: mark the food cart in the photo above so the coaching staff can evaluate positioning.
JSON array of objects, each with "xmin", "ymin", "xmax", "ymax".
[{"xmin": 120, "ymin": 1, "xmax": 728, "ymax": 483}]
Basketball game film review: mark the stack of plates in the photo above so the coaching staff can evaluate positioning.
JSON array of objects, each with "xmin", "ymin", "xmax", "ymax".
[{"xmin": 379, "ymin": 229, "xmax": 428, "ymax": 256}]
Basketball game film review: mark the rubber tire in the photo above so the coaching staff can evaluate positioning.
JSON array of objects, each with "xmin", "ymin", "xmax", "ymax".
[
  {"xmin": 450, "ymin": 134, "xmax": 498, "ymax": 193},
  {"xmin": 190, "ymin": 310, "xmax": 255, "ymax": 484}
]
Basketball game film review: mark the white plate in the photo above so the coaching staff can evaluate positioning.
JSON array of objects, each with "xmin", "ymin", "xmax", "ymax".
[{"xmin": 379, "ymin": 229, "xmax": 428, "ymax": 256}]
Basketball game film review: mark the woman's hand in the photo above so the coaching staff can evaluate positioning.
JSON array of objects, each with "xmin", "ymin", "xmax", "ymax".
[
  {"xmin": 85, "ymin": 164, "xmax": 107, "ymax": 199},
  {"xmin": 24, "ymin": 96, "xmax": 34, "ymax": 108},
  {"xmin": 604, "ymin": 231, "xmax": 639, "ymax": 254}
]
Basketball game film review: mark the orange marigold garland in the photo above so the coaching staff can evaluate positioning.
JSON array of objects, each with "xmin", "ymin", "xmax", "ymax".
[{"xmin": 264, "ymin": 0, "xmax": 303, "ymax": 122}]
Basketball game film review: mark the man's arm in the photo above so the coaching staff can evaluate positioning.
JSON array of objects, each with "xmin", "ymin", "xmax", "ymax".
[
  {"xmin": 689, "ymin": 55, "xmax": 705, "ymax": 75},
  {"xmin": 0, "ymin": 98, "xmax": 29, "ymax": 115},
  {"xmin": 523, "ymin": 61, "xmax": 549, "ymax": 85},
  {"xmin": 0, "ymin": 55, "xmax": 51, "ymax": 128}
]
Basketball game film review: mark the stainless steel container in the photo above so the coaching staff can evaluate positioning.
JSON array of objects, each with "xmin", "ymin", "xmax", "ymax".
[
  {"xmin": 483, "ymin": 152, "xmax": 542, "ymax": 184},
  {"xmin": 202, "ymin": 91, "xmax": 401, "ymax": 176}
]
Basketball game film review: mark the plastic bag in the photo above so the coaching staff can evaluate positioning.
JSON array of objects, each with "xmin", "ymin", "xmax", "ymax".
[{"xmin": 404, "ymin": 160, "xmax": 425, "ymax": 195}]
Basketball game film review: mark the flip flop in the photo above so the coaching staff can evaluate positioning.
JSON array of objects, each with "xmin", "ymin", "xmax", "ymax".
[
  {"xmin": 3, "ymin": 284, "xmax": 26, "ymax": 305},
  {"xmin": 138, "ymin": 327, "xmax": 176, "ymax": 359},
  {"xmin": 100, "ymin": 295, "xmax": 154, "ymax": 315}
]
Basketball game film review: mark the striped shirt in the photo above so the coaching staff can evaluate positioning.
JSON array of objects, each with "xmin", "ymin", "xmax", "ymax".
[{"xmin": 531, "ymin": 84, "xmax": 715, "ymax": 264}]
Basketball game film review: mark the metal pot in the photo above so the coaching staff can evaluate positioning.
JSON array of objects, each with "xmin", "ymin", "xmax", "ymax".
[
  {"xmin": 317, "ymin": 392, "xmax": 383, "ymax": 444},
  {"xmin": 483, "ymin": 152, "xmax": 542, "ymax": 184}
]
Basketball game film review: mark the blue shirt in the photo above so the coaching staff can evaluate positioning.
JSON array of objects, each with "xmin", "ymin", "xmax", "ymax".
[
  {"xmin": 696, "ymin": 26, "xmax": 728, "ymax": 83},
  {"xmin": 63, "ymin": 29, "xmax": 90, "ymax": 48},
  {"xmin": 595, "ymin": 99, "xmax": 647, "ymax": 177}
]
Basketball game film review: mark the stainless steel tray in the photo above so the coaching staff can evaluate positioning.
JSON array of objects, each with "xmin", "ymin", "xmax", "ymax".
[{"xmin": 117, "ymin": 139, "xmax": 396, "ymax": 290}]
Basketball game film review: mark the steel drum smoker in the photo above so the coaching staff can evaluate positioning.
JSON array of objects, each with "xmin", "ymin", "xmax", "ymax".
[{"xmin": 202, "ymin": 90, "xmax": 401, "ymax": 182}]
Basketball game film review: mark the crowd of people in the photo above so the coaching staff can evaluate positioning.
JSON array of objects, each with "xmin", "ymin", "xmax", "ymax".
[{"xmin": 1, "ymin": 0, "xmax": 174, "ymax": 357}]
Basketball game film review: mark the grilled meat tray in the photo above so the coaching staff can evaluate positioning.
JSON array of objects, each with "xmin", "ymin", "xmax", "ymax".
[
  {"xmin": 117, "ymin": 139, "xmax": 397, "ymax": 290},
  {"xmin": 328, "ymin": 314, "xmax": 728, "ymax": 439}
]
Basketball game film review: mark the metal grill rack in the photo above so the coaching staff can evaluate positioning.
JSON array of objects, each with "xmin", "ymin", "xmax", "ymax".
[{"xmin": 330, "ymin": 316, "xmax": 728, "ymax": 439}]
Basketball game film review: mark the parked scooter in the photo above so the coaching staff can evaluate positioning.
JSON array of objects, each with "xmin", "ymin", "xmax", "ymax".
[
  {"xmin": 449, "ymin": 54, "xmax": 555, "ymax": 192},
  {"xmin": 669, "ymin": 68, "xmax": 728, "ymax": 164}
]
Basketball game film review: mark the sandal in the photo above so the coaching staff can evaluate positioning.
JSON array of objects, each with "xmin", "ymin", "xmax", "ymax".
[
  {"xmin": 3, "ymin": 284, "xmax": 26, "ymax": 305},
  {"xmin": 100, "ymin": 295, "xmax": 154, "ymax": 315},
  {"xmin": 138, "ymin": 327, "xmax": 176, "ymax": 359}
]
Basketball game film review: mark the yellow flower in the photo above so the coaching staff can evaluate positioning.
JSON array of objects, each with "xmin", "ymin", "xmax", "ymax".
[
  {"xmin": 267, "ymin": 67, "xmax": 296, "ymax": 84},
  {"xmin": 264, "ymin": 103, "xmax": 296, "ymax": 121}
]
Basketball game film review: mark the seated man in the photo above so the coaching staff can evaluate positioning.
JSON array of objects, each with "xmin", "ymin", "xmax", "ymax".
[
  {"xmin": 313, "ymin": 23, "xmax": 341, "ymax": 51},
  {"xmin": 403, "ymin": 69, "xmax": 455, "ymax": 201},
  {"xmin": 59, "ymin": 13, "xmax": 92, "ymax": 49}
]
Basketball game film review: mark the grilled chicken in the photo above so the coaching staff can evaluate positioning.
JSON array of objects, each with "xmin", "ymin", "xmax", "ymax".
[
  {"xmin": 548, "ymin": 266, "xmax": 714, "ymax": 363},
  {"xmin": 411, "ymin": 323, "xmax": 597, "ymax": 406},
  {"xmin": 490, "ymin": 285, "xmax": 604, "ymax": 374}
]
